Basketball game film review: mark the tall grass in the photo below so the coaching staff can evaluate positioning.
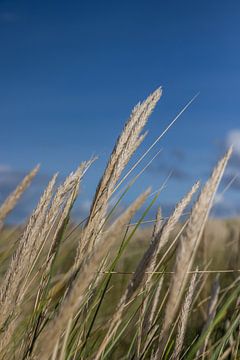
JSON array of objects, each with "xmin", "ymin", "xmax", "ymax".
[{"xmin": 0, "ymin": 89, "xmax": 239, "ymax": 360}]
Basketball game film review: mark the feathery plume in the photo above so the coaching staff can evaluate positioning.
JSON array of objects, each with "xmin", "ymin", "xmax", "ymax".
[
  {"xmin": 20, "ymin": 159, "xmax": 95, "ymax": 295},
  {"xmin": 152, "ymin": 207, "xmax": 163, "ymax": 238},
  {"xmin": 155, "ymin": 148, "xmax": 232, "ymax": 359},
  {"xmin": 0, "ymin": 160, "xmax": 94, "ymax": 356},
  {"xmin": 142, "ymin": 276, "xmax": 164, "ymax": 345},
  {"xmin": 0, "ymin": 165, "xmax": 39, "ymax": 231},
  {"xmin": 75, "ymin": 89, "xmax": 162, "ymax": 262},
  {"xmin": 0, "ymin": 174, "xmax": 57, "ymax": 330},
  {"xmin": 94, "ymin": 182, "xmax": 199, "ymax": 359},
  {"xmin": 126, "ymin": 181, "xmax": 200, "ymax": 302},
  {"xmin": 172, "ymin": 270, "xmax": 198, "ymax": 360},
  {"xmin": 20, "ymin": 163, "xmax": 94, "ymax": 359},
  {"xmin": 0, "ymin": 174, "xmax": 57, "ymax": 355},
  {"xmin": 34, "ymin": 189, "xmax": 150, "ymax": 358},
  {"xmin": 138, "ymin": 275, "xmax": 164, "ymax": 356}
]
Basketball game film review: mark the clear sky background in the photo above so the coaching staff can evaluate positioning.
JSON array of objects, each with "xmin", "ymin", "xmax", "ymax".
[{"xmin": 0, "ymin": 0, "xmax": 240, "ymax": 221}]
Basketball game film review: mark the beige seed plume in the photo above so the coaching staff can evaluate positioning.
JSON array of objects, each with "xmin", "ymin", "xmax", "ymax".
[
  {"xmin": 94, "ymin": 182, "xmax": 199, "ymax": 359},
  {"xmin": 0, "ymin": 174, "xmax": 57, "ymax": 329},
  {"xmin": 137, "ymin": 275, "xmax": 164, "ymax": 356},
  {"xmin": 24, "ymin": 159, "xmax": 95, "ymax": 277},
  {"xmin": 43, "ymin": 163, "xmax": 89, "ymax": 261},
  {"xmin": 152, "ymin": 207, "xmax": 163, "ymax": 238},
  {"xmin": 75, "ymin": 88, "xmax": 162, "ymax": 263},
  {"xmin": 141, "ymin": 275, "xmax": 164, "ymax": 348},
  {"xmin": 33, "ymin": 161, "xmax": 94, "ymax": 293},
  {"xmin": 20, "ymin": 166, "xmax": 88, "ymax": 359},
  {"xmin": 146, "ymin": 181, "xmax": 200, "ymax": 284},
  {"xmin": 0, "ymin": 165, "xmax": 39, "ymax": 231},
  {"xmin": 148, "ymin": 276, "xmax": 164, "ymax": 329},
  {"xmin": 126, "ymin": 181, "xmax": 200, "ymax": 302},
  {"xmin": 0, "ymin": 174, "xmax": 57, "ymax": 354},
  {"xmin": 0, "ymin": 161, "xmax": 94, "ymax": 356},
  {"xmin": 19, "ymin": 160, "xmax": 94, "ymax": 301},
  {"xmin": 172, "ymin": 271, "xmax": 198, "ymax": 360},
  {"xmin": 34, "ymin": 189, "xmax": 150, "ymax": 359},
  {"xmin": 45, "ymin": 158, "xmax": 95, "ymax": 230},
  {"xmin": 155, "ymin": 147, "xmax": 232, "ymax": 359}
]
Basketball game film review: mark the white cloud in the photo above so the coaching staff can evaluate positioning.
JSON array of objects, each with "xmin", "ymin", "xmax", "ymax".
[
  {"xmin": 226, "ymin": 129, "xmax": 240, "ymax": 156},
  {"xmin": 213, "ymin": 193, "xmax": 224, "ymax": 206}
]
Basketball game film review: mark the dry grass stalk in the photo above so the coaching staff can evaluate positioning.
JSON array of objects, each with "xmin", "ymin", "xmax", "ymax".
[
  {"xmin": 0, "ymin": 165, "xmax": 40, "ymax": 231},
  {"xmin": 172, "ymin": 270, "xmax": 198, "ymax": 360},
  {"xmin": 155, "ymin": 148, "xmax": 232, "ymax": 359},
  {"xmin": 0, "ymin": 160, "xmax": 92, "ymax": 357},
  {"xmin": 146, "ymin": 181, "xmax": 200, "ymax": 285},
  {"xmin": 126, "ymin": 181, "xmax": 200, "ymax": 302},
  {"xmin": 20, "ymin": 159, "xmax": 95, "ymax": 298},
  {"xmin": 152, "ymin": 207, "xmax": 163, "ymax": 238},
  {"xmin": 94, "ymin": 183, "xmax": 199, "ymax": 359},
  {"xmin": 0, "ymin": 174, "xmax": 57, "ymax": 357},
  {"xmin": 142, "ymin": 276, "xmax": 164, "ymax": 347},
  {"xmin": 0, "ymin": 174, "xmax": 57, "ymax": 329},
  {"xmin": 34, "ymin": 189, "xmax": 150, "ymax": 359},
  {"xmin": 136, "ymin": 206, "xmax": 162, "ymax": 356},
  {"xmin": 219, "ymin": 346, "xmax": 235, "ymax": 360},
  {"xmin": 137, "ymin": 291, "xmax": 149, "ymax": 357},
  {"xmin": 135, "ymin": 207, "xmax": 163, "ymax": 356},
  {"xmin": 138, "ymin": 275, "xmax": 164, "ymax": 357},
  {"xmin": 75, "ymin": 88, "xmax": 162, "ymax": 263},
  {"xmin": 197, "ymin": 275, "xmax": 220, "ymax": 360},
  {"xmin": 113, "ymin": 93, "xmax": 200, "ymax": 197},
  {"xmin": 148, "ymin": 276, "xmax": 164, "ymax": 330},
  {"xmin": 20, "ymin": 162, "xmax": 93, "ymax": 359},
  {"xmin": 20, "ymin": 174, "xmax": 78, "ymax": 293}
]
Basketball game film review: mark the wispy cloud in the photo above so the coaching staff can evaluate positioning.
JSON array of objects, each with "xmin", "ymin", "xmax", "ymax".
[
  {"xmin": 209, "ymin": 131, "xmax": 240, "ymax": 216},
  {"xmin": 220, "ymin": 130, "xmax": 240, "ymax": 192},
  {"xmin": 213, "ymin": 196, "xmax": 240, "ymax": 217},
  {"xmin": 226, "ymin": 129, "xmax": 240, "ymax": 157}
]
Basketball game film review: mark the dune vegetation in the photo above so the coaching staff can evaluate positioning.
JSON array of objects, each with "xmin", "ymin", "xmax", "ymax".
[{"xmin": 0, "ymin": 88, "xmax": 239, "ymax": 359}]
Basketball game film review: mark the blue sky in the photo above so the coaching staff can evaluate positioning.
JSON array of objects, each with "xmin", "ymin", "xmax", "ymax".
[{"xmin": 0, "ymin": 0, "xmax": 240, "ymax": 221}]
